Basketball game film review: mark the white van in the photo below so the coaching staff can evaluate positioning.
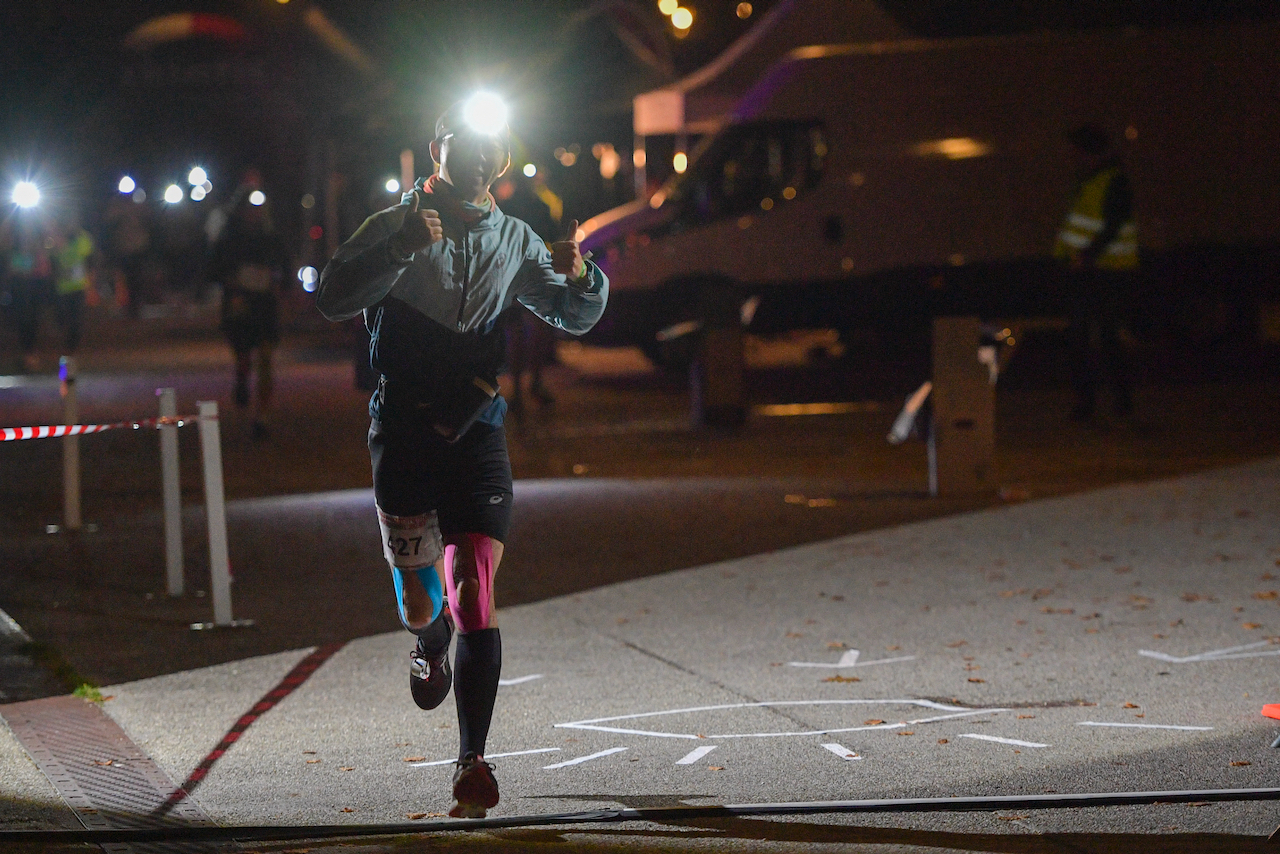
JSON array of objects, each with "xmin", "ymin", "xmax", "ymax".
[{"xmin": 579, "ymin": 21, "xmax": 1280, "ymax": 365}]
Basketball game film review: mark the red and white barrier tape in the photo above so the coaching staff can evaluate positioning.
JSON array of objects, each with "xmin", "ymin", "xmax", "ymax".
[{"xmin": 1, "ymin": 415, "xmax": 197, "ymax": 442}]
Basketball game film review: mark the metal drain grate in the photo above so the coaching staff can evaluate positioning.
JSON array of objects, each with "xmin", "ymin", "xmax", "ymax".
[{"xmin": 1, "ymin": 695, "xmax": 223, "ymax": 853}]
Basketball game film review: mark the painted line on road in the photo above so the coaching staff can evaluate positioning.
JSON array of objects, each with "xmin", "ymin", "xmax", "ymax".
[
  {"xmin": 675, "ymin": 746, "xmax": 718, "ymax": 765},
  {"xmin": 1139, "ymin": 641, "xmax": 1280, "ymax": 664},
  {"xmin": 959, "ymin": 734, "xmax": 1048, "ymax": 748},
  {"xmin": 1077, "ymin": 721, "xmax": 1213, "ymax": 731},
  {"xmin": 822, "ymin": 743, "xmax": 861, "ymax": 761},
  {"xmin": 411, "ymin": 747, "xmax": 560, "ymax": 768},
  {"xmin": 790, "ymin": 649, "xmax": 916, "ymax": 668},
  {"xmin": 543, "ymin": 747, "xmax": 628, "ymax": 769},
  {"xmin": 498, "ymin": 674, "xmax": 543, "ymax": 686},
  {"xmin": 556, "ymin": 699, "xmax": 1007, "ymax": 740}
]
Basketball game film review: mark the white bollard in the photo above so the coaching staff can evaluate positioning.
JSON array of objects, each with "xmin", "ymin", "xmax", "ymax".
[
  {"xmin": 158, "ymin": 388, "xmax": 184, "ymax": 597},
  {"xmin": 60, "ymin": 356, "xmax": 81, "ymax": 531},
  {"xmin": 196, "ymin": 400, "xmax": 236, "ymax": 627}
]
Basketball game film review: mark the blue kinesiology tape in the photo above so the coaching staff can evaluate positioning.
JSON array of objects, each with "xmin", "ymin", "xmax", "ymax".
[{"xmin": 392, "ymin": 565, "xmax": 444, "ymax": 629}]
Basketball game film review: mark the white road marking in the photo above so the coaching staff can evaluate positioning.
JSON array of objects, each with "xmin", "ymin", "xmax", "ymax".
[
  {"xmin": 676, "ymin": 745, "xmax": 718, "ymax": 765},
  {"xmin": 555, "ymin": 699, "xmax": 1007, "ymax": 740},
  {"xmin": 789, "ymin": 649, "xmax": 916, "ymax": 668},
  {"xmin": 1077, "ymin": 721, "xmax": 1213, "ymax": 731},
  {"xmin": 411, "ymin": 747, "xmax": 560, "ymax": 767},
  {"xmin": 1138, "ymin": 641, "xmax": 1280, "ymax": 664},
  {"xmin": 543, "ymin": 747, "xmax": 628, "ymax": 769},
  {"xmin": 959, "ymin": 733, "xmax": 1048, "ymax": 748},
  {"xmin": 498, "ymin": 674, "xmax": 544, "ymax": 686},
  {"xmin": 821, "ymin": 743, "xmax": 861, "ymax": 761}
]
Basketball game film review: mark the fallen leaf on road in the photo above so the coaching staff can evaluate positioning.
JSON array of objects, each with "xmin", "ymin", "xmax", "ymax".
[
  {"xmin": 1123, "ymin": 703, "xmax": 1140, "ymax": 709},
  {"xmin": 407, "ymin": 813, "xmax": 428, "ymax": 820},
  {"xmin": 968, "ymin": 678, "xmax": 985, "ymax": 683},
  {"xmin": 898, "ymin": 731, "xmax": 915, "ymax": 736},
  {"xmin": 785, "ymin": 631, "xmax": 805, "ymax": 638},
  {"xmin": 708, "ymin": 766, "xmax": 725, "ymax": 771},
  {"xmin": 937, "ymin": 738, "xmax": 949, "ymax": 744},
  {"xmin": 864, "ymin": 719, "xmax": 885, "ymax": 725},
  {"xmin": 827, "ymin": 641, "xmax": 848, "ymax": 649},
  {"xmin": 403, "ymin": 757, "xmax": 425, "ymax": 762},
  {"xmin": 302, "ymin": 750, "xmax": 317, "ymax": 755},
  {"xmin": 340, "ymin": 767, "xmax": 354, "ymax": 772},
  {"xmin": 1231, "ymin": 761, "xmax": 1252, "ymax": 767},
  {"xmin": 91, "ymin": 760, "xmax": 114, "ymax": 766},
  {"xmin": 1253, "ymin": 591, "xmax": 1278, "ymax": 600},
  {"xmin": 340, "ymin": 808, "xmax": 354, "ymax": 813},
  {"xmin": 947, "ymin": 640, "xmax": 967, "ymax": 648},
  {"xmin": 886, "ymin": 645, "xmax": 900, "ymax": 651},
  {"xmin": 1018, "ymin": 715, "xmax": 1036, "ymax": 719},
  {"xmin": 823, "ymin": 675, "xmax": 860, "ymax": 683},
  {"xmin": 1243, "ymin": 623, "xmax": 1263, "ymax": 630}
]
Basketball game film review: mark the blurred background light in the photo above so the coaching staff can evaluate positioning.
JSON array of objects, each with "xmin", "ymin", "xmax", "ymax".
[
  {"xmin": 462, "ymin": 91, "xmax": 508, "ymax": 137},
  {"xmin": 190, "ymin": 185, "xmax": 207, "ymax": 201},
  {"xmin": 248, "ymin": 190, "xmax": 266, "ymax": 206},
  {"xmin": 737, "ymin": 2, "xmax": 753, "ymax": 18},
  {"xmin": 297, "ymin": 265, "xmax": 318, "ymax": 292},
  {"xmin": 671, "ymin": 7, "xmax": 694, "ymax": 30},
  {"xmin": 300, "ymin": 193, "xmax": 316, "ymax": 209},
  {"xmin": 163, "ymin": 184, "xmax": 183, "ymax": 203},
  {"xmin": 522, "ymin": 163, "xmax": 537, "ymax": 178},
  {"xmin": 132, "ymin": 188, "xmax": 147, "ymax": 204},
  {"xmin": 385, "ymin": 178, "xmax": 400, "ymax": 193},
  {"xmin": 187, "ymin": 166, "xmax": 207, "ymax": 186},
  {"xmin": 12, "ymin": 181, "xmax": 40, "ymax": 208},
  {"xmin": 672, "ymin": 151, "xmax": 688, "ymax": 173},
  {"xmin": 658, "ymin": 0, "xmax": 678, "ymax": 15},
  {"xmin": 118, "ymin": 176, "xmax": 136, "ymax": 194}
]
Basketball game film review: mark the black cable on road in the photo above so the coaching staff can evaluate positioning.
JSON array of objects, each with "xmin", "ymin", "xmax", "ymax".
[{"xmin": 4, "ymin": 787, "xmax": 1280, "ymax": 846}]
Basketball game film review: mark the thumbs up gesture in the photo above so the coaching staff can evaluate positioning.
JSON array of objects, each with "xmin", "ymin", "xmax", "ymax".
[
  {"xmin": 550, "ymin": 219, "xmax": 587, "ymax": 282},
  {"xmin": 389, "ymin": 190, "xmax": 443, "ymax": 257}
]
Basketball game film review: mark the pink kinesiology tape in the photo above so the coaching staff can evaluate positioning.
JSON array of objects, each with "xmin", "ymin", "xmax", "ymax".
[{"xmin": 445, "ymin": 534, "xmax": 495, "ymax": 632}]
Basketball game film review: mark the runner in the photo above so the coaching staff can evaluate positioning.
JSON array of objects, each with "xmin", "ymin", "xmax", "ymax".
[{"xmin": 315, "ymin": 92, "xmax": 607, "ymax": 817}]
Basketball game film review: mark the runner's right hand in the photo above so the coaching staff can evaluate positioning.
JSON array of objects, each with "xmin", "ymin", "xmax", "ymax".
[{"xmin": 390, "ymin": 191, "xmax": 443, "ymax": 256}]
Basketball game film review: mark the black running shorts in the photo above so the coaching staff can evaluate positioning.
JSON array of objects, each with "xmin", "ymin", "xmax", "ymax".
[{"xmin": 368, "ymin": 418, "xmax": 513, "ymax": 543}]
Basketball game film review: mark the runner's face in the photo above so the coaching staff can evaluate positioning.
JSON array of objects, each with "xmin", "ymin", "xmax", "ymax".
[{"xmin": 439, "ymin": 132, "xmax": 509, "ymax": 201}]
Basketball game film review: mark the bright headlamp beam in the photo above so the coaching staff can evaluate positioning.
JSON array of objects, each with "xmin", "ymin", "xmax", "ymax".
[
  {"xmin": 12, "ymin": 181, "xmax": 40, "ymax": 208},
  {"xmin": 462, "ymin": 92, "xmax": 508, "ymax": 137}
]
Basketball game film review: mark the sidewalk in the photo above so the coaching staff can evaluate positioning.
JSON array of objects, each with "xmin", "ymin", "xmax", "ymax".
[{"xmin": 2, "ymin": 458, "xmax": 1278, "ymax": 851}]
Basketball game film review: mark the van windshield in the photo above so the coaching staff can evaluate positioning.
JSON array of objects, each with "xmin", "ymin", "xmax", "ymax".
[{"xmin": 662, "ymin": 120, "xmax": 827, "ymax": 225}]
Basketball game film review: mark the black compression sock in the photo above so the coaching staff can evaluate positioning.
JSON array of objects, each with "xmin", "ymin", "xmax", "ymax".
[
  {"xmin": 454, "ymin": 628, "xmax": 501, "ymax": 759},
  {"xmin": 413, "ymin": 613, "xmax": 452, "ymax": 655}
]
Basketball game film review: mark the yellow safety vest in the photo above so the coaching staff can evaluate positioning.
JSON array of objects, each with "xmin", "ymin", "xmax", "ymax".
[{"xmin": 1054, "ymin": 166, "xmax": 1138, "ymax": 270}]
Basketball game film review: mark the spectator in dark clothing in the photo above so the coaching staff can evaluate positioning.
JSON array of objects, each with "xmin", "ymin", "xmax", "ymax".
[
  {"xmin": 494, "ymin": 171, "xmax": 560, "ymax": 412},
  {"xmin": 209, "ymin": 190, "xmax": 292, "ymax": 438}
]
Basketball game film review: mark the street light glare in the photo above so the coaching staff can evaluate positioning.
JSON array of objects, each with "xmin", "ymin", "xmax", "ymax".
[
  {"xmin": 163, "ymin": 184, "xmax": 184, "ymax": 204},
  {"xmin": 249, "ymin": 190, "xmax": 266, "ymax": 206},
  {"xmin": 522, "ymin": 163, "xmax": 537, "ymax": 178},
  {"xmin": 658, "ymin": 0, "xmax": 678, "ymax": 15},
  {"xmin": 190, "ymin": 185, "xmax": 207, "ymax": 201},
  {"xmin": 385, "ymin": 178, "xmax": 400, "ymax": 193},
  {"xmin": 462, "ymin": 91, "xmax": 508, "ymax": 137},
  {"xmin": 118, "ymin": 176, "xmax": 136, "ymax": 194},
  {"xmin": 671, "ymin": 7, "xmax": 694, "ymax": 29},
  {"xmin": 12, "ymin": 181, "xmax": 40, "ymax": 208},
  {"xmin": 188, "ymin": 167, "xmax": 208, "ymax": 186}
]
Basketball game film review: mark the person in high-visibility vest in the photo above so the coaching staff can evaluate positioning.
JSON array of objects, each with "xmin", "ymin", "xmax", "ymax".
[
  {"xmin": 1054, "ymin": 123, "xmax": 1138, "ymax": 421},
  {"xmin": 53, "ymin": 214, "xmax": 97, "ymax": 354}
]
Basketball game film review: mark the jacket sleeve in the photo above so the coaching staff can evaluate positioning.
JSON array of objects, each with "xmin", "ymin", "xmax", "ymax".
[
  {"xmin": 510, "ymin": 239, "xmax": 608, "ymax": 336},
  {"xmin": 315, "ymin": 206, "xmax": 410, "ymax": 322}
]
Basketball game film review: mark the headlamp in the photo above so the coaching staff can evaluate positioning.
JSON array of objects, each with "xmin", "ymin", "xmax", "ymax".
[
  {"xmin": 462, "ymin": 92, "xmax": 508, "ymax": 137},
  {"xmin": 436, "ymin": 92, "xmax": 511, "ymax": 147}
]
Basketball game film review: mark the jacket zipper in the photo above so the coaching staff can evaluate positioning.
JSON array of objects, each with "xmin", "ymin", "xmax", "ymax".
[{"xmin": 456, "ymin": 222, "xmax": 471, "ymax": 329}]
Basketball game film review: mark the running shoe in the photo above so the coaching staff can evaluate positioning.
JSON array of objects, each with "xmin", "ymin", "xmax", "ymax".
[
  {"xmin": 449, "ymin": 753, "xmax": 499, "ymax": 818},
  {"xmin": 409, "ymin": 629, "xmax": 452, "ymax": 711}
]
